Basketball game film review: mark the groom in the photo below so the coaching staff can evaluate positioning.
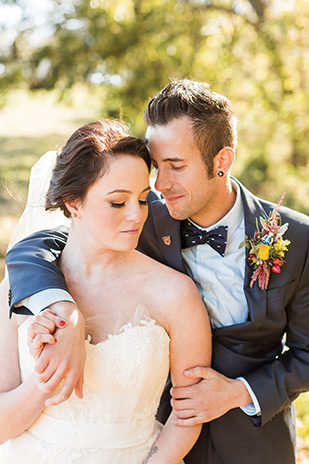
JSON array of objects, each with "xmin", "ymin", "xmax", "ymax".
[{"xmin": 6, "ymin": 80, "xmax": 309, "ymax": 463}]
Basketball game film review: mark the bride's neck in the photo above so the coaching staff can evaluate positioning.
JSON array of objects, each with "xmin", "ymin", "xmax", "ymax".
[{"xmin": 60, "ymin": 224, "xmax": 131, "ymax": 278}]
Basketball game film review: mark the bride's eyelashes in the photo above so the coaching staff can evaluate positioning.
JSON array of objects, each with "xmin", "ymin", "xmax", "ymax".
[
  {"xmin": 110, "ymin": 200, "xmax": 148, "ymax": 208},
  {"xmin": 110, "ymin": 202, "xmax": 125, "ymax": 208}
]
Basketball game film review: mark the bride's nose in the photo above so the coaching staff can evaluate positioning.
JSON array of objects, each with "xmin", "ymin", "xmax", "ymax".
[{"xmin": 125, "ymin": 202, "xmax": 144, "ymax": 223}]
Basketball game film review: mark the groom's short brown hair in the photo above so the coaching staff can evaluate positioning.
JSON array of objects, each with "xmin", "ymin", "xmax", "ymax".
[{"xmin": 144, "ymin": 79, "xmax": 237, "ymax": 176}]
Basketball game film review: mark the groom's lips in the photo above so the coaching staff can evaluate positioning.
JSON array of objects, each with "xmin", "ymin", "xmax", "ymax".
[{"xmin": 163, "ymin": 194, "xmax": 183, "ymax": 203}]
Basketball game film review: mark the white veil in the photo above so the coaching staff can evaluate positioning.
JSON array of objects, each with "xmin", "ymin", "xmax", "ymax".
[{"xmin": 7, "ymin": 151, "xmax": 71, "ymax": 252}]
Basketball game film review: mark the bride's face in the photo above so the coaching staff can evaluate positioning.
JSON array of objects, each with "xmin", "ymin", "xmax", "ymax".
[{"xmin": 71, "ymin": 155, "xmax": 150, "ymax": 252}]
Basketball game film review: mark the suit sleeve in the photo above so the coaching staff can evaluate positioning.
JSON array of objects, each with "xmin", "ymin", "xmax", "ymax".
[
  {"xmin": 244, "ymin": 222, "xmax": 309, "ymax": 426},
  {"xmin": 5, "ymin": 226, "xmax": 69, "ymax": 315}
]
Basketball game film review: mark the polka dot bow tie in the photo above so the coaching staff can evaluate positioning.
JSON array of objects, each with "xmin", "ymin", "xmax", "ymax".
[{"xmin": 181, "ymin": 220, "xmax": 228, "ymax": 257}]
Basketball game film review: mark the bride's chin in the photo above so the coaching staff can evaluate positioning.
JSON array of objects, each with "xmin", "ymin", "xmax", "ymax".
[{"xmin": 119, "ymin": 242, "xmax": 140, "ymax": 252}]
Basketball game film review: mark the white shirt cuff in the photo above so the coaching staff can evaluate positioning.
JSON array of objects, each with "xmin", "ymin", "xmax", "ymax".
[
  {"xmin": 17, "ymin": 289, "xmax": 76, "ymax": 315},
  {"xmin": 237, "ymin": 377, "xmax": 261, "ymax": 416}
]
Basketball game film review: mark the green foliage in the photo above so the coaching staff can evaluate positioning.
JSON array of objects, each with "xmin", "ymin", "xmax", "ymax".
[
  {"xmin": 0, "ymin": 0, "xmax": 308, "ymax": 213},
  {"xmin": 296, "ymin": 392, "xmax": 309, "ymax": 458}
]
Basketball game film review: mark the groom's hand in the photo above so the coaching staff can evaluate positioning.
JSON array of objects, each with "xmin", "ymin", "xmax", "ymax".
[
  {"xmin": 171, "ymin": 366, "xmax": 251, "ymax": 426},
  {"xmin": 33, "ymin": 302, "xmax": 86, "ymax": 406}
]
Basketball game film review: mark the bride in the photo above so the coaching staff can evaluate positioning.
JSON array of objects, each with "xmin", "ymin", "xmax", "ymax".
[{"xmin": 0, "ymin": 119, "xmax": 211, "ymax": 463}]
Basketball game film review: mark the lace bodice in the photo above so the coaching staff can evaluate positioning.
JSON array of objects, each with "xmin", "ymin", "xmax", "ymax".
[{"xmin": 5, "ymin": 315, "xmax": 170, "ymax": 463}]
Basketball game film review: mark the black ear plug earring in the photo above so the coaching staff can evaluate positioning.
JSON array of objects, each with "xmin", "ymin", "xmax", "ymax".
[{"xmin": 218, "ymin": 170, "xmax": 224, "ymax": 177}]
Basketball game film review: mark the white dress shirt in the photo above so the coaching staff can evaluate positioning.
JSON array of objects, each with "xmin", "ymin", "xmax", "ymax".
[{"xmin": 182, "ymin": 183, "xmax": 247, "ymax": 329}]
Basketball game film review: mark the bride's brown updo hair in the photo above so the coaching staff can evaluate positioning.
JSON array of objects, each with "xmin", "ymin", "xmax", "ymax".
[{"xmin": 45, "ymin": 119, "xmax": 151, "ymax": 218}]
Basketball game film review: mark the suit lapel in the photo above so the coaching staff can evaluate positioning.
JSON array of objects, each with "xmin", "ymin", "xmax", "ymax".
[
  {"xmin": 213, "ymin": 181, "xmax": 270, "ymax": 337},
  {"xmin": 150, "ymin": 198, "xmax": 187, "ymax": 274},
  {"xmin": 237, "ymin": 180, "xmax": 269, "ymax": 329}
]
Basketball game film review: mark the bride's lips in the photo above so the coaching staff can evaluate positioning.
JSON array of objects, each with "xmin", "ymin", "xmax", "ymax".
[{"xmin": 121, "ymin": 228, "xmax": 140, "ymax": 235}]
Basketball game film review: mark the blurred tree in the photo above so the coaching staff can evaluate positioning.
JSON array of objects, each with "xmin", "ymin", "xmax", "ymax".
[{"xmin": 0, "ymin": 0, "xmax": 308, "ymax": 213}]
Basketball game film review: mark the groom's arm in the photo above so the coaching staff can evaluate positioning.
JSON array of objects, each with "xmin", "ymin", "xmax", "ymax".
[
  {"xmin": 6, "ymin": 227, "xmax": 70, "ymax": 314},
  {"xmin": 4, "ymin": 204, "xmax": 163, "ymax": 403},
  {"xmin": 6, "ymin": 191, "xmax": 163, "ymax": 315}
]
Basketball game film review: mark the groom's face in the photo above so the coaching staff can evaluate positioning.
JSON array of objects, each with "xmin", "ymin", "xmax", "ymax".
[{"xmin": 146, "ymin": 116, "xmax": 219, "ymax": 228}]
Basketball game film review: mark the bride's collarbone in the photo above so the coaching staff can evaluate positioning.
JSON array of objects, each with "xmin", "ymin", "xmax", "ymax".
[
  {"xmin": 66, "ymin": 268, "xmax": 151, "ymax": 290},
  {"xmin": 76, "ymin": 292, "xmax": 169, "ymax": 335},
  {"xmin": 67, "ymin": 271, "xmax": 156, "ymax": 305},
  {"xmin": 64, "ymin": 266, "xmax": 170, "ymax": 330}
]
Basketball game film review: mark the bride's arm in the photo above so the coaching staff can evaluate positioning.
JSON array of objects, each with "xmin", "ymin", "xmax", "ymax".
[
  {"xmin": 0, "ymin": 279, "xmax": 51, "ymax": 444},
  {"xmin": 6, "ymin": 228, "xmax": 86, "ymax": 406},
  {"xmin": 144, "ymin": 273, "xmax": 212, "ymax": 463}
]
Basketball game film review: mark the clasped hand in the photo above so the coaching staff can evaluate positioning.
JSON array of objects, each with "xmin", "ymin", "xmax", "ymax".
[
  {"xmin": 171, "ymin": 366, "xmax": 251, "ymax": 426},
  {"xmin": 27, "ymin": 304, "xmax": 86, "ymax": 407}
]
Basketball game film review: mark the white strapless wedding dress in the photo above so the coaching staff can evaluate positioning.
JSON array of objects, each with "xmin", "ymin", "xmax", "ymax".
[{"xmin": 1, "ymin": 316, "xmax": 171, "ymax": 463}]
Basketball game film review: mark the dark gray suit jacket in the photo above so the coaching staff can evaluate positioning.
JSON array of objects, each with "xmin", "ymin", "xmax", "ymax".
[{"xmin": 6, "ymin": 180, "xmax": 309, "ymax": 464}]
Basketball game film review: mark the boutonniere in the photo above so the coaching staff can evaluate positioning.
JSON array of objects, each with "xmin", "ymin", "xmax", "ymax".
[{"xmin": 239, "ymin": 194, "xmax": 290, "ymax": 290}]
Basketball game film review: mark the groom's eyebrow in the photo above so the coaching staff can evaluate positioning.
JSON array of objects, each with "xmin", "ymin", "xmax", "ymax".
[
  {"xmin": 106, "ymin": 187, "xmax": 151, "ymax": 195},
  {"xmin": 152, "ymin": 157, "xmax": 185, "ymax": 164},
  {"xmin": 163, "ymin": 157, "xmax": 184, "ymax": 162}
]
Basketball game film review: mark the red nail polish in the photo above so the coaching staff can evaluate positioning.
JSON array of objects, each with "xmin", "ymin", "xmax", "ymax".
[
  {"xmin": 59, "ymin": 320, "xmax": 66, "ymax": 327},
  {"xmin": 54, "ymin": 338, "xmax": 57, "ymax": 343}
]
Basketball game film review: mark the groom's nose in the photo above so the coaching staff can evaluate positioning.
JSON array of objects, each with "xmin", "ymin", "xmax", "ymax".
[{"xmin": 154, "ymin": 167, "xmax": 172, "ymax": 193}]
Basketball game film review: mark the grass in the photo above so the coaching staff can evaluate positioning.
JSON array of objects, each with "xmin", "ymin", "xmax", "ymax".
[{"xmin": 0, "ymin": 90, "xmax": 308, "ymax": 461}]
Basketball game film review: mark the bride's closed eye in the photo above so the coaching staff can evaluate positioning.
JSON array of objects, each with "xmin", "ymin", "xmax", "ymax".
[
  {"xmin": 110, "ymin": 200, "xmax": 148, "ymax": 208},
  {"xmin": 110, "ymin": 202, "xmax": 125, "ymax": 208}
]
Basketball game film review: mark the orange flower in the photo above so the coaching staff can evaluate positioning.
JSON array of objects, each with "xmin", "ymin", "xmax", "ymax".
[{"xmin": 258, "ymin": 244, "xmax": 270, "ymax": 261}]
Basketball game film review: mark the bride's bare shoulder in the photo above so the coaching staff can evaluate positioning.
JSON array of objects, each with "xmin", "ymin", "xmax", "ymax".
[
  {"xmin": 136, "ymin": 251, "xmax": 198, "ymax": 301},
  {"xmin": 134, "ymin": 252, "xmax": 206, "ymax": 334}
]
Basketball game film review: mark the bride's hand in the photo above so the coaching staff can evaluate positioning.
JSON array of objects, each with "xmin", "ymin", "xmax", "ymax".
[
  {"xmin": 32, "ymin": 302, "xmax": 86, "ymax": 407},
  {"xmin": 28, "ymin": 309, "xmax": 67, "ymax": 361}
]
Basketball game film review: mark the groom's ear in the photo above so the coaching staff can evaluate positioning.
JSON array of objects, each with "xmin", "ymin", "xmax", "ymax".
[{"xmin": 214, "ymin": 147, "xmax": 235, "ymax": 175}]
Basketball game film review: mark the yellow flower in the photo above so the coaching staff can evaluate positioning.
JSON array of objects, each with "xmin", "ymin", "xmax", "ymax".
[
  {"xmin": 274, "ymin": 239, "xmax": 290, "ymax": 252},
  {"xmin": 258, "ymin": 244, "xmax": 270, "ymax": 260}
]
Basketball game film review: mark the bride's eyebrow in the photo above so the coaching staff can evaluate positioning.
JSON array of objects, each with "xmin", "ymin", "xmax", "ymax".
[{"xmin": 106, "ymin": 187, "xmax": 151, "ymax": 195}]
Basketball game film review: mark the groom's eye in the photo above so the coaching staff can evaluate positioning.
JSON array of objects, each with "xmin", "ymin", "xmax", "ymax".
[{"xmin": 171, "ymin": 164, "xmax": 185, "ymax": 171}]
